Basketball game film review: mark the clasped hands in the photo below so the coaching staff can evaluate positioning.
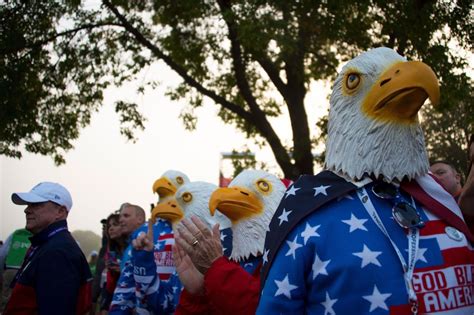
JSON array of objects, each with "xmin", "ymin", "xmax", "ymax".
[{"xmin": 132, "ymin": 216, "xmax": 223, "ymax": 295}]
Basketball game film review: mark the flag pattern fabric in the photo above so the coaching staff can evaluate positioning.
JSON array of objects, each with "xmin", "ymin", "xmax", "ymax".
[
  {"xmin": 130, "ymin": 224, "xmax": 233, "ymax": 314},
  {"xmin": 110, "ymin": 219, "xmax": 176, "ymax": 314},
  {"xmin": 257, "ymin": 171, "xmax": 474, "ymax": 314}
]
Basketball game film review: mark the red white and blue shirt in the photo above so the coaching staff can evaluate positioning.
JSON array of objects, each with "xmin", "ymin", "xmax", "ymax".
[
  {"xmin": 109, "ymin": 219, "xmax": 176, "ymax": 314},
  {"xmin": 257, "ymin": 171, "xmax": 474, "ymax": 314}
]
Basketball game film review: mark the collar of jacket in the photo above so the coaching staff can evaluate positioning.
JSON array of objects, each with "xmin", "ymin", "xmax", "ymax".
[{"xmin": 29, "ymin": 220, "xmax": 68, "ymax": 246}]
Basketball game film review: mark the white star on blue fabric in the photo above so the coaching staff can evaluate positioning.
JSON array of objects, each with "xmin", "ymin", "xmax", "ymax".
[
  {"xmin": 285, "ymin": 235, "xmax": 303, "ymax": 259},
  {"xmin": 262, "ymin": 249, "xmax": 270, "ymax": 265},
  {"xmin": 285, "ymin": 185, "xmax": 301, "ymax": 198},
  {"xmin": 220, "ymin": 232, "xmax": 227, "ymax": 241},
  {"xmin": 342, "ymin": 213, "xmax": 368, "ymax": 233},
  {"xmin": 278, "ymin": 208, "xmax": 292, "ymax": 225},
  {"xmin": 274, "ymin": 274, "xmax": 298, "ymax": 299},
  {"xmin": 406, "ymin": 247, "xmax": 428, "ymax": 263},
  {"xmin": 154, "ymin": 243, "xmax": 162, "ymax": 250},
  {"xmin": 300, "ymin": 223, "xmax": 321, "ymax": 245},
  {"xmin": 312, "ymin": 253, "xmax": 330, "ymax": 280},
  {"xmin": 313, "ymin": 185, "xmax": 331, "ymax": 197},
  {"xmin": 123, "ymin": 271, "xmax": 131, "ymax": 277},
  {"xmin": 353, "ymin": 244, "xmax": 382, "ymax": 268},
  {"xmin": 161, "ymin": 297, "xmax": 169, "ymax": 309},
  {"xmin": 363, "ymin": 285, "xmax": 392, "ymax": 311},
  {"xmin": 116, "ymin": 293, "xmax": 124, "ymax": 301},
  {"xmin": 321, "ymin": 291, "xmax": 337, "ymax": 315}
]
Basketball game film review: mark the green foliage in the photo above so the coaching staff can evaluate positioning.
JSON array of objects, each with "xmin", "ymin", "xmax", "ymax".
[
  {"xmin": 228, "ymin": 148, "xmax": 257, "ymax": 177},
  {"xmin": 422, "ymin": 99, "xmax": 473, "ymax": 176},
  {"xmin": 0, "ymin": 0, "xmax": 472, "ymax": 178}
]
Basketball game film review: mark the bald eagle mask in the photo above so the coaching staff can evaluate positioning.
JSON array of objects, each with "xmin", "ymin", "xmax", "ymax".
[{"xmin": 325, "ymin": 47, "xmax": 440, "ymax": 182}]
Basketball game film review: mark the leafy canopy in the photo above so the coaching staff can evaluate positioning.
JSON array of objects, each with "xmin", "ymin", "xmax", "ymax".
[{"xmin": 1, "ymin": 0, "xmax": 472, "ymax": 178}]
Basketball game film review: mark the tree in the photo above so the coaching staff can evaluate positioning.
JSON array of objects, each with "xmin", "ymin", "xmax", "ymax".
[
  {"xmin": 1, "ymin": 0, "xmax": 472, "ymax": 178},
  {"xmin": 422, "ymin": 99, "xmax": 473, "ymax": 176}
]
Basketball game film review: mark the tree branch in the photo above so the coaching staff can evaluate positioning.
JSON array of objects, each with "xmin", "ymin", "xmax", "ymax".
[
  {"xmin": 102, "ymin": 0, "xmax": 254, "ymax": 122},
  {"xmin": 216, "ymin": 0, "xmax": 296, "ymax": 176},
  {"xmin": 0, "ymin": 22, "xmax": 122, "ymax": 55}
]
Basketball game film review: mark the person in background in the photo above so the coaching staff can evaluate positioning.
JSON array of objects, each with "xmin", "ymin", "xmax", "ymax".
[
  {"xmin": 90, "ymin": 219, "xmax": 108, "ymax": 315},
  {"xmin": 430, "ymin": 136, "xmax": 474, "ymax": 231},
  {"xmin": 4, "ymin": 182, "xmax": 92, "ymax": 314},
  {"xmin": 88, "ymin": 250, "xmax": 99, "ymax": 275},
  {"xmin": 99, "ymin": 212, "xmax": 127, "ymax": 314},
  {"xmin": 109, "ymin": 203, "xmax": 146, "ymax": 314},
  {"xmin": 459, "ymin": 135, "xmax": 474, "ymax": 232},
  {"xmin": 429, "ymin": 160, "xmax": 463, "ymax": 200},
  {"xmin": 0, "ymin": 228, "xmax": 32, "ymax": 312}
]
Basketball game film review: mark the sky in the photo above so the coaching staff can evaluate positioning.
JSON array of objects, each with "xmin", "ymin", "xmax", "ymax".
[{"xmin": 0, "ymin": 64, "xmax": 329, "ymax": 240}]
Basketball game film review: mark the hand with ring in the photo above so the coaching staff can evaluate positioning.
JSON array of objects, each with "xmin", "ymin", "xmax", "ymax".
[
  {"xmin": 172, "ymin": 241, "xmax": 204, "ymax": 295},
  {"xmin": 175, "ymin": 216, "xmax": 223, "ymax": 274}
]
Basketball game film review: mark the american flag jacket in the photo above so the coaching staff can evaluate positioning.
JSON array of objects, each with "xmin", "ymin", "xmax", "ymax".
[
  {"xmin": 257, "ymin": 170, "xmax": 474, "ymax": 314},
  {"xmin": 109, "ymin": 219, "xmax": 176, "ymax": 314},
  {"xmin": 128, "ymin": 221, "xmax": 234, "ymax": 315}
]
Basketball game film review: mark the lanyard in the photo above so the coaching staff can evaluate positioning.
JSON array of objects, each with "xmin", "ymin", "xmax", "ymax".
[
  {"xmin": 357, "ymin": 188, "xmax": 420, "ymax": 314},
  {"xmin": 10, "ymin": 226, "xmax": 68, "ymax": 288}
]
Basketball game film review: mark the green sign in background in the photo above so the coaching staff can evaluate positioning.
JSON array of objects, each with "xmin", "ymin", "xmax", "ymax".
[{"xmin": 5, "ymin": 229, "xmax": 32, "ymax": 269}]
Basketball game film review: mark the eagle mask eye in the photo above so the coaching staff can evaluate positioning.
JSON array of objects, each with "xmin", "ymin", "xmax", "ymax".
[
  {"xmin": 182, "ymin": 192, "xmax": 192, "ymax": 203},
  {"xmin": 256, "ymin": 180, "xmax": 271, "ymax": 193},
  {"xmin": 345, "ymin": 73, "xmax": 361, "ymax": 91},
  {"xmin": 176, "ymin": 176, "xmax": 184, "ymax": 185}
]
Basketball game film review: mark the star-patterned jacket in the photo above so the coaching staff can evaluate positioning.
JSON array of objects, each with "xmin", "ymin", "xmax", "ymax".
[
  {"xmin": 257, "ymin": 171, "xmax": 474, "ymax": 314},
  {"xmin": 109, "ymin": 219, "xmax": 176, "ymax": 314}
]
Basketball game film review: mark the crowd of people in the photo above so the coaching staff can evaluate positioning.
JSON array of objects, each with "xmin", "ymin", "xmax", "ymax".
[
  {"xmin": 0, "ymin": 146, "xmax": 471, "ymax": 314},
  {"xmin": 0, "ymin": 47, "xmax": 473, "ymax": 315}
]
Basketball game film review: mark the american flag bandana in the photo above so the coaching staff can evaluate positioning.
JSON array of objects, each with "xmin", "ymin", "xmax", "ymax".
[{"xmin": 258, "ymin": 171, "xmax": 474, "ymax": 314}]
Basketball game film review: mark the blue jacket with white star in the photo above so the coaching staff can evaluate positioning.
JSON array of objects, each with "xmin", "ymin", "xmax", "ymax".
[{"xmin": 257, "ymin": 171, "xmax": 474, "ymax": 314}]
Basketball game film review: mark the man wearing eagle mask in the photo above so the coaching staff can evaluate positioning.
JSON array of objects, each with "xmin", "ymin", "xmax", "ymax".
[{"xmin": 257, "ymin": 47, "xmax": 474, "ymax": 314}]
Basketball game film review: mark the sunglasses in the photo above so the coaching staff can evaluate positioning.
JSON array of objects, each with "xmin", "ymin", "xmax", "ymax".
[{"xmin": 371, "ymin": 183, "xmax": 424, "ymax": 229}]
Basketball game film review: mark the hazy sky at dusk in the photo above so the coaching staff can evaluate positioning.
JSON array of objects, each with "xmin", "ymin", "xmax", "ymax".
[{"xmin": 0, "ymin": 64, "xmax": 329, "ymax": 240}]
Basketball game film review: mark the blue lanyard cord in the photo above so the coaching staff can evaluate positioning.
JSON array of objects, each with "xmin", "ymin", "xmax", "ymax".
[{"xmin": 10, "ymin": 226, "xmax": 68, "ymax": 288}]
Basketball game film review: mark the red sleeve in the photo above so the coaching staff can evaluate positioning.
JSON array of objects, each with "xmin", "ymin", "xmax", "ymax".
[
  {"xmin": 203, "ymin": 256, "xmax": 260, "ymax": 315},
  {"xmin": 105, "ymin": 269, "xmax": 118, "ymax": 294},
  {"xmin": 175, "ymin": 288, "xmax": 213, "ymax": 315}
]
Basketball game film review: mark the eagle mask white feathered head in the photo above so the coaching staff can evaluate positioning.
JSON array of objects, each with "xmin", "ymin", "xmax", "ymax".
[{"xmin": 325, "ymin": 47, "xmax": 440, "ymax": 183}]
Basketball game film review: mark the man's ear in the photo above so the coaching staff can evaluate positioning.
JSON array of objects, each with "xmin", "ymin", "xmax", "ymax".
[{"xmin": 57, "ymin": 206, "xmax": 68, "ymax": 219}]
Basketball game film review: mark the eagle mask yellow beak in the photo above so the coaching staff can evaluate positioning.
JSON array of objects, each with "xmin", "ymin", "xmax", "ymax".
[
  {"xmin": 362, "ymin": 60, "xmax": 440, "ymax": 124},
  {"xmin": 209, "ymin": 187, "xmax": 263, "ymax": 223},
  {"xmin": 152, "ymin": 177, "xmax": 177, "ymax": 200},
  {"xmin": 150, "ymin": 200, "xmax": 184, "ymax": 224}
]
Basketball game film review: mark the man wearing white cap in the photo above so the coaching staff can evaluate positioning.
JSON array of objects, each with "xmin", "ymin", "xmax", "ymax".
[{"xmin": 4, "ymin": 182, "xmax": 92, "ymax": 315}]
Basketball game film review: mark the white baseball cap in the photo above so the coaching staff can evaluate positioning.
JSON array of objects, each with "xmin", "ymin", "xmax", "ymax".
[{"xmin": 11, "ymin": 182, "xmax": 73, "ymax": 212}]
